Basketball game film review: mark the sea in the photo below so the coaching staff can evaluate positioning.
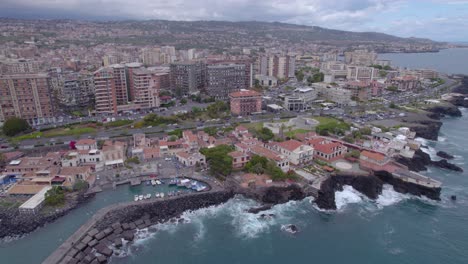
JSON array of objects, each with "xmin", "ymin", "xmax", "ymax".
[{"xmin": 1, "ymin": 49, "xmax": 468, "ymax": 264}]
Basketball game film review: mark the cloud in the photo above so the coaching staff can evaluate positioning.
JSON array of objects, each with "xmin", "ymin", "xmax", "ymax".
[{"xmin": 0, "ymin": 0, "xmax": 467, "ymax": 41}]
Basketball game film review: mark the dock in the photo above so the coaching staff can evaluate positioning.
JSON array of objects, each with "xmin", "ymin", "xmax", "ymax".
[{"xmin": 130, "ymin": 179, "xmax": 141, "ymax": 186}]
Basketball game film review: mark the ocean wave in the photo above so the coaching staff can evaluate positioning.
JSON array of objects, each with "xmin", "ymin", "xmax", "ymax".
[
  {"xmin": 375, "ymin": 185, "xmax": 410, "ymax": 208},
  {"xmin": 438, "ymin": 136, "xmax": 447, "ymax": 142},
  {"xmin": 334, "ymin": 185, "xmax": 367, "ymax": 210}
]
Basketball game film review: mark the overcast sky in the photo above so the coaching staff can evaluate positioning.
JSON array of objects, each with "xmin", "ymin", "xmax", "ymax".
[{"xmin": 1, "ymin": 0, "xmax": 467, "ymax": 42}]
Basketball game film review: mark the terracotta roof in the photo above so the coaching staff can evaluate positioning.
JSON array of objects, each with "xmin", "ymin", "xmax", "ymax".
[
  {"xmin": 361, "ymin": 150, "xmax": 386, "ymax": 161},
  {"xmin": 314, "ymin": 142, "xmax": 343, "ymax": 155},
  {"xmin": 59, "ymin": 166, "xmax": 91, "ymax": 175},
  {"xmin": 308, "ymin": 138, "xmax": 326, "ymax": 147},
  {"xmin": 8, "ymin": 184, "xmax": 46, "ymax": 195},
  {"xmin": 228, "ymin": 151, "xmax": 247, "ymax": 158},
  {"xmin": 250, "ymin": 145, "xmax": 282, "ymax": 161},
  {"xmin": 276, "ymin": 140, "xmax": 304, "ymax": 152},
  {"xmin": 229, "ymin": 89, "xmax": 261, "ymax": 98},
  {"xmin": 3, "ymin": 151, "xmax": 24, "ymax": 161}
]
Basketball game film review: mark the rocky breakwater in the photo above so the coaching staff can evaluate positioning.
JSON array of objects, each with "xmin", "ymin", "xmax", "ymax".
[
  {"xmin": 0, "ymin": 192, "xmax": 93, "ymax": 239},
  {"xmin": 445, "ymin": 76, "xmax": 468, "ymax": 107},
  {"xmin": 424, "ymin": 102, "xmax": 462, "ymax": 119},
  {"xmin": 399, "ymin": 112, "xmax": 442, "ymax": 141},
  {"xmin": 315, "ymin": 171, "xmax": 441, "ymax": 210},
  {"xmin": 396, "ymin": 149, "xmax": 463, "ymax": 173},
  {"xmin": 44, "ymin": 191, "xmax": 234, "ymax": 264}
]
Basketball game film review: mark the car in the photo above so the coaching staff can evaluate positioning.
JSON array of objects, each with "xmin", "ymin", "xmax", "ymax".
[{"xmin": 164, "ymin": 157, "xmax": 172, "ymax": 161}]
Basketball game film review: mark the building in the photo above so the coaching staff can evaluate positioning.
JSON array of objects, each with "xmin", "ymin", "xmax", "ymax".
[
  {"xmin": 346, "ymin": 66, "xmax": 379, "ymax": 81},
  {"xmin": 258, "ymin": 55, "xmax": 295, "ymax": 79},
  {"xmin": 267, "ymin": 140, "xmax": 314, "ymax": 165},
  {"xmin": 344, "ymin": 81, "xmax": 370, "ymax": 101},
  {"xmin": 93, "ymin": 67, "xmax": 117, "ymax": 114},
  {"xmin": 0, "ymin": 73, "xmax": 55, "ymax": 123},
  {"xmin": 175, "ymin": 151, "xmax": 206, "ymax": 166},
  {"xmin": 308, "ymin": 138, "xmax": 347, "ymax": 162},
  {"xmin": 170, "ymin": 61, "xmax": 206, "ymax": 95},
  {"xmin": 388, "ymin": 76, "xmax": 420, "ymax": 91},
  {"xmin": 255, "ymin": 74, "xmax": 278, "ymax": 87},
  {"xmin": 102, "ymin": 140, "xmax": 126, "ymax": 168},
  {"xmin": 316, "ymin": 85, "xmax": 354, "ymax": 106},
  {"xmin": 344, "ymin": 50, "xmax": 377, "ymax": 66},
  {"xmin": 206, "ymin": 64, "xmax": 247, "ymax": 99},
  {"xmin": 0, "ymin": 59, "xmax": 40, "ymax": 74},
  {"xmin": 229, "ymin": 151, "xmax": 251, "ymax": 169},
  {"xmin": 132, "ymin": 68, "xmax": 161, "ymax": 109},
  {"xmin": 229, "ymin": 89, "xmax": 262, "ymax": 116},
  {"xmin": 111, "ymin": 64, "xmax": 129, "ymax": 105},
  {"xmin": 18, "ymin": 186, "xmax": 52, "ymax": 215},
  {"xmin": 60, "ymin": 72, "xmax": 94, "ymax": 108},
  {"xmin": 284, "ymin": 87, "xmax": 318, "ymax": 111}
]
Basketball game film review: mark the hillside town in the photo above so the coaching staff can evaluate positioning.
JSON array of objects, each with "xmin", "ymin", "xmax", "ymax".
[{"xmin": 0, "ymin": 18, "xmax": 464, "ymax": 238}]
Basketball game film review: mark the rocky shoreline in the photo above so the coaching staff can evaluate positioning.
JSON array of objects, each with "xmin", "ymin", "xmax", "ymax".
[
  {"xmin": 396, "ymin": 149, "xmax": 463, "ymax": 173},
  {"xmin": 315, "ymin": 171, "xmax": 442, "ymax": 210},
  {"xmin": 0, "ymin": 191, "xmax": 94, "ymax": 240}
]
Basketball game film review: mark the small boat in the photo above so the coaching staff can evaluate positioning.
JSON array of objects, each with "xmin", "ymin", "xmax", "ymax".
[
  {"xmin": 134, "ymin": 195, "xmax": 139, "ymax": 201},
  {"xmin": 160, "ymin": 192, "xmax": 165, "ymax": 198},
  {"xmin": 147, "ymin": 194, "xmax": 152, "ymax": 199},
  {"xmin": 156, "ymin": 180, "xmax": 162, "ymax": 185},
  {"xmin": 160, "ymin": 179, "xmax": 165, "ymax": 184},
  {"xmin": 138, "ymin": 195, "xmax": 144, "ymax": 201},
  {"xmin": 151, "ymin": 180, "xmax": 156, "ymax": 186},
  {"xmin": 155, "ymin": 193, "xmax": 160, "ymax": 198},
  {"xmin": 196, "ymin": 185, "xmax": 207, "ymax": 192},
  {"xmin": 169, "ymin": 179, "xmax": 177, "ymax": 186},
  {"xmin": 145, "ymin": 180, "xmax": 151, "ymax": 186},
  {"xmin": 178, "ymin": 179, "xmax": 191, "ymax": 187}
]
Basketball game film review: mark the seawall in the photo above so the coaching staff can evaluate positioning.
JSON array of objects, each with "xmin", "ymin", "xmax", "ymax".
[{"xmin": 43, "ymin": 190, "xmax": 234, "ymax": 264}]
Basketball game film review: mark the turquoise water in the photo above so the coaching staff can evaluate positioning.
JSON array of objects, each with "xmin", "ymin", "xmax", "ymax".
[
  {"xmin": 0, "ymin": 182, "xmax": 194, "ymax": 263},
  {"xmin": 111, "ymin": 110, "xmax": 468, "ymax": 264},
  {"xmin": 379, "ymin": 48, "xmax": 468, "ymax": 75}
]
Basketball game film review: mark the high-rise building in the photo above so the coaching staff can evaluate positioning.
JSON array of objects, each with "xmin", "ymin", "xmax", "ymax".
[
  {"xmin": 206, "ymin": 64, "xmax": 247, "ymax": 99},
  {"xmin": 132, "ymin": 68, "xmax": 161, "ymax": 109},
  {"xmin": 93, "ymin": 68, "xmax": 117, "ymax": 114},
  {"xmin": 0, "ymin": 73, "xmax": 55, "ymax": 123},
  {"xmin": 170, "ymin": 61, "xmax": 206, "ymax": 95},
  {"xmin": 346, "ymin": 66, "xmax": 379, "ymax": 81},
  {"xmin": 0, "ymin": 59, "xmax": 40, "ymax": 74},
  {"xmin": 125, "ymin": 62, "xmax": 143, "ymax": 102},
  {"xmin": 140, "ymin": 48, "xmax": 161, "ymax": 66},
  {"xmin": 344, "ymin": 50, "xmax": 377, "ymax": 66},
  {"xmin": 60, "ymin": 73, "xmax": 94, "ymax": 108},
  {"xmin": 110, "ymin": 64, "xmax": 129, "ymax": 105},
  {"xmin": 256, "ymin": 55, "xmax": 295, "ymax": 80}
]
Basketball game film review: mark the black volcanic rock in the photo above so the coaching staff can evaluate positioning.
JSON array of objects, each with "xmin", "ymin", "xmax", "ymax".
[
  {"xmin": 437, "ymin": 151, "xmax": 454, "ymax": 160},
  {"xmin": 432, "ymin": 159, "xmax": 464, "ymax": 172},
  {"xmin": 424, "ymin": 103, "xmax": 462, "ymax": 118},
  {"xmin": 395, "ymin": 149, "xmax": 431, "ymax": 172}
]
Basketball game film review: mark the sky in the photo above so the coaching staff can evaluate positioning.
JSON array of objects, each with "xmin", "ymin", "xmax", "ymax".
[{"xmin": 0, "ymin": 0, "xmax": 467, "ymax": 42}]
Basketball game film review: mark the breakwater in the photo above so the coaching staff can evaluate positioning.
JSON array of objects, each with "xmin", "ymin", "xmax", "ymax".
[{"xmin": 43, "ymin": 190, "xmax": 234, "ymax": 264}]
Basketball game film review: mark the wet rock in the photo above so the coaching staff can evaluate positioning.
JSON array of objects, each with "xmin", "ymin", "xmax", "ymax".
[
  {"xmin": 281, "ymin": 224, "xmax": 298, "ymax": 234},
  {"xmin": 247, "ymin": 205, "xmax": 272, "ymax": 214},
  {"xmin": 432, "ymin": 159, "xmax": 463, "ymax": 172},
  {"xmin": 82, "ymin": 235, "xmax": 93, "ymax": 244},
  {"xmin": 68, "ymin": 258, "xmax": 79, "ymax": 264},
  {"xmin": 114, "ymin": 238, "xmax": 123, "ymax": 248},
  {"xmin": 122, "ymin": 230, "xmax": 135, "ymax": 241},
  {"xmin": 95, "ymin": 231, "xmax": 106, "ymax": 241},
  {"xmin": 87, "ymin": 239, "xmax": 98, "ymax": 248},
  {"xmin": 121, "ymin": 223, "xmax": 130, "ymax": 230},
  {"xmin": 95, "ymin": 243, "xmax": 113, "ymax": 257},
  {"xmin": 113, "ymin": 227, "xmax": 123, "ymax": 235},
  {"xmin": 134, "ymin": 219, "xmax": 144, "ymax": 226},
  {"xmin": 75, "ymin": 242, "xmax": 87, "ymax": 251},
  {"xmin": 83, "ymin": 254, "xmax": 96, "ymax": 263},
  {"xmin": 451, "ymin": 195, "xmax": 457, "ymax": 201},
  {"xmin": 103, "ymin": 227, "xmax": 113, "ymax": 235},
  {"xmin": 395, "ymin": 149, "xmax": 431, "ymax": 172},
  {"xmin": 111, "ymin": 223, "xmax": 121, "ymax": 230},
  {"xmin": 67, "ymin": 248, "xmax": 79, "ymax": 258},
  {"xmin": 96, "ymin": 255, "xmax": 108, "ymax": 263},
  {"xmin": 88, "ymin": 228, "xmax": 99, "ymax": 237},
  {"xmin": 129, "ymin": 222, "xmax": 137, "ymax": 230},
  {"xmin": 437, "ymin": 151, "xmax": 454, "ymax": 160}
]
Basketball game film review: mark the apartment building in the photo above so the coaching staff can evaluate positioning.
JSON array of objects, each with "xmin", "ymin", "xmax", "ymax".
[
  {"xmin": 206, "ymin": 64, "xmax": 246, "ymax": 99},
  {"xmin": 0, "ymin": 73, "xmax": 55, "ymax": 123},
  {"xmin": 229, "ymin": 89, "xmax": 262, "ymax": 116},
  {"xmin": 170, "ymin": 61, "xmax": 206, "ymax": 95},
  {"xmin": 93, "ymin": 67, "xmax": 117, "ymax": 114}
]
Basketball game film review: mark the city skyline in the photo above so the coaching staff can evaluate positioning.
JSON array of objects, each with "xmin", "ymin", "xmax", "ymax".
[{"xmin": 0, "ymin": 0, "xmax": 468, "ymax": 42}]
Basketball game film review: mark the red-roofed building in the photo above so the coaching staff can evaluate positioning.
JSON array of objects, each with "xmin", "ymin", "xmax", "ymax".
[
  {"xmin": 228, "ymin": 151, "xmax": 251, "ymax": 169},
  {"xmin": 359, "ymin": 150, "xmax": 392, "ymax": 171},
  {"xmin": 229, "ymin": 89, "xmax": 262, "ymax": 116},
  {"xmin": 268, "ymin": 140, "xmax": 314, "ymax": 165},
  {"xmin": 250, "ymin": 145, "xmax": 289, "ymax": 171},
  {"xmin": 175, "ymin": 151, "xmax": 206, "ymax": 167},
  {"xmin": 313, "ymin": 141, "xmax": 347, "ymax": 162}
]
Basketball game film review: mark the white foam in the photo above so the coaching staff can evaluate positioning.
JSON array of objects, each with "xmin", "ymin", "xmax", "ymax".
[
  {"xmin": 375, "ymin": 185, "xmax": 410, "ymax": 208},
  {"xmin": 334, "ymin": 186, "xmax": 365, "ymax": 210},
  {"xmin": 420, "ymin": 145, "xmax": 438, "ymax": 161},
  {"xmin": 438, "ymin": 136, "xmax": 447, "ymax": 142}
]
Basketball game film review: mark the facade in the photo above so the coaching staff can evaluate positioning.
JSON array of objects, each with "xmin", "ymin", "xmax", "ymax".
[
  {"xmin": 132, "ymin": 68, "xmax": 160, "ymax": 109},
  {"xmin": 255, "ymin": 74, "xmax": 278, "ymax": 87},
  {"xmin": 111, "ymin": 65, "xmax": 129, "ymax": 105},
  {"xmin": 60, "ymin": 73, "xmax": 94, "ymax": 108},
  {"xmin": 344, "ymin": 81, "xmax": 370, "ymax": 101},
  {"xmin": 388, "ymin": 76, "xmax": 420, "ymax": 91},
  {"xmin": 175, "ymin": 151, "xmax": 206, "ymax": 167},
  {"xmin": 0, "ymin": 73, "xmax": 55, "ymax": 123},
  {"xmin": 229, "ymin": 89, "xmax": 262, "ymax": 116},
  {"xmin": 268, "ymin": 140, "xmax": 314, "ymax": 165},
  {"xmin": 308, "ymin": 138, "xmax": 347, "ymax": 162},
  {"xmin": 206, "ymin": 64, "xmax": 247, "ymax": 99},
  {"xmin": 170, "ymin": 61, "xmax": 206, "ymax": 95},
  {"xmin": 316, "ymin": 85, "xmax": 353, "ymax": 106},
  {"xmin": 284, "ymin": 87, "xmax": 318, "ymax": 111},
  {"xmin": 229, "ymin": 151, "xmax": 251, "ymax": 169},
  {"xmin": 93, "ymin": 67, "xmax": 117, "ymax": 114},
  {"xmin": 344, "ymin": 50, "xmax": 377, "ymax": 66},
  {"xmin": 0, "ymin": 59, "xmax": 40, "ymax": 74},
  {"xmin": 258, "ymin": 55, "xmax": 295, "ymax": 79},
  {"xmin": 346, "ymin": 66, "xmax": 379, "ymax": 81}
]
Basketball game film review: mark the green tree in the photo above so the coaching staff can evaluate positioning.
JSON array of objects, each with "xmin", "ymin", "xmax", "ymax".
[
  {"xmin": 44, "ymin": 186, "xmax": 65, "ymax": 206},
  {"xmin": 206, "ymin": 101, "xmax": 228, "ymax": 118},
  {"xmin": 168, "ymin": 129, "xmax": 183, "ymax": 138},
  {"xmin": 295, "ymin": 70, "xmax": 305, "ymax": 82},
  {"xmin": 180, "ymin": 98, "xmax": 187, "ymax": 105},
  {"xmin": 255, "ymin": 127, "xmax": 274, "ymax": 142},
  {"xmin": 203, "ymin": 127, "xmax": 218, "ymax": 136},
  {"xmin": 0, "ymin": 152, "xmax": 6, "ymax": 167},
  {"xmin": 200, "ymin": 145, "xmax": 234, "ymax": 177},
  {"xmin": 73, "ymin": 180, "xmax": 89, "ymax": 191},
  {"xmin": 2, "ymin": 117, "xmax": 31, "ymax": 136}
]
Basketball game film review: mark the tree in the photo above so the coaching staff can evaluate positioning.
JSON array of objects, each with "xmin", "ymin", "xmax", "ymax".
[
  {"xmin": 203, "ymin": 127, "xmax": 218, "ymax": 136},
  {"xmin": 295, "ymin": 70, "xmax": 305, "ymax": 82},
  {"xmin": 168, "ymin": 129, "xmax": 183, "ymax": 138},
  {"xmin": 200, "ymin": 145, "xmax": 234, "ymax": 177},
  {"xmin": 389, "ymin": 102, "xmax": 397, "ymax": 109},
  {"xmin": 206, "ymin": 101, "xmax": 228, "ymax": 118},
  {"xmin": 0, "ymin": 152, "xmax": 6, "ymax": 168},
  {"xmin": 2, "ymin": 117, "xmax": 31, "ymax": 136},
  {"xmin": 254, "ymin": 127, "xmax": 274, "ymax": 142},
  {"xmin": 44, "ymin": 186, "xmax": 65, "ymax": 206},
  {"xmin": 180, "ymin": 98, "xmax": 187, "ymax": 105}
]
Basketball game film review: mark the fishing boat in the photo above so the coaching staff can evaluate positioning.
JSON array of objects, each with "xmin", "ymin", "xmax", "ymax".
[
  {"xmin": 151, "ymin": 180, "xmax": 156, "ymax": 186},
  {"xmin": 196, "ymin": 185, "xmax": 207, "ymax": 192},
  {"xmin": 160, "ymin": 192, "xmax": 165, "ymax": 198},
  {"xmin": 155, "ymin": 193, "xmax": 160, "ymax": 198},
  {"xmin": 138, "ymin": 195, "xmax": 144, "ymax": 201},
  {"xmin": 156, "ymin": 180, "xmax": 162, "ymax": 185},
  {"xmin": 134, "ymin": 195, "xmax": 139, "ymax": 201},
  {"xmin": 147, "ymin": 193, "xmax": 152, "ymax": 199},
  {"xmin": 178, "ymin": 179, "xmax": 191, "ymax": 187}
]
